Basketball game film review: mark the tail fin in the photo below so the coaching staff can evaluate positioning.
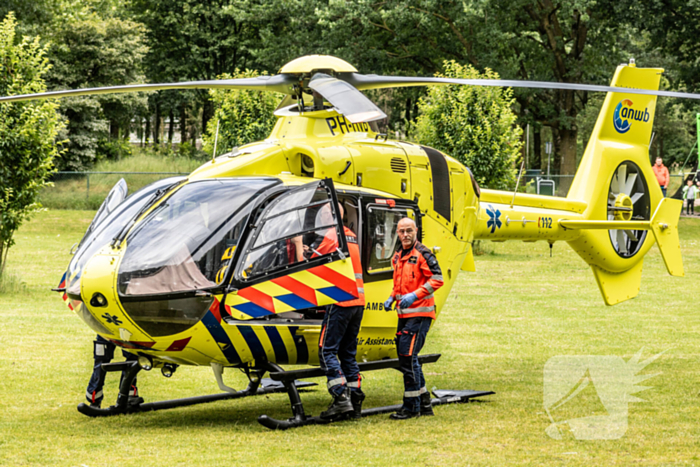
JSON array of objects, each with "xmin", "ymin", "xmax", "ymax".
[{"xmin": 566, "ymin": 63, "xmax": 684, "ymax": 305}]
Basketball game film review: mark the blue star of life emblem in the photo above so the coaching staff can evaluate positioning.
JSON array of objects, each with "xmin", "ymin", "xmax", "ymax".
[
  {"xmin": 486, "ymin": 205, "xmax": 502, "ymax": 233},
  {"xmin": 101, "ymin": 313, "xmax": 122, "ymax": 325}
]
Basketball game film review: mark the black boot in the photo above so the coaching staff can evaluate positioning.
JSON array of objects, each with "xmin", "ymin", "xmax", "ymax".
[
  {"xmin": 320, "ymin": 389, "xmax": 353, "ymax": 420},
  {"xmin": 389, "ymin": 408, "xmax": 420, "ymax": 420},
  {"xmin": 350, "ymin": 390, "xmax": 365, "ymax": 419},
  {"xmin": 420, "ymin": 392, "xmax": 434, "ymax": 416}
]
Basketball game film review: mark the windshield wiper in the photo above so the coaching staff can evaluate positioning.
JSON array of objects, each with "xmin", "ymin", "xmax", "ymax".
[{"xmin": 110, "ymin": 184, "xmax": 175, "ymax": 248}]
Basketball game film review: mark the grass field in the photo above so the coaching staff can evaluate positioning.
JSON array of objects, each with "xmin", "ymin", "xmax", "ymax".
[{"xmin": 0, "ymin": 210, "xmax": 698, "ymax": 466}]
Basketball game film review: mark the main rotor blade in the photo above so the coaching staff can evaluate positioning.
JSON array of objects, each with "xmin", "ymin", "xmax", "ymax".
[
  {"xmin": 308, "ymin": 73, "xmax": 386, "ymax": 123},
  {"xmin": 344, "ymin": 73, "xmax": 700, "ymax": 100},
  {"xmin": 0, "ymin": 75, "xmax": 297, "ymax": 103}
]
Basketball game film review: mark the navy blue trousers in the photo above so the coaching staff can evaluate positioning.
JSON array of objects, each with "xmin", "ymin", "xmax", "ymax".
[
  {"xmin": 86, "ymin": 335, "xmax": 138, "ymax": 405},
  {"xmin": 319, "ymin": 304, "xmax": 364, "ymax": 397},
  {"xmin": 396, "ymin": 317, "xmax": 432, "ymax": 412}
]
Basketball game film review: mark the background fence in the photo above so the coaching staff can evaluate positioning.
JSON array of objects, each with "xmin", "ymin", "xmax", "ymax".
[{"xmin": 38, "ymin": 171, "xmax": 689, "ymax": 210}]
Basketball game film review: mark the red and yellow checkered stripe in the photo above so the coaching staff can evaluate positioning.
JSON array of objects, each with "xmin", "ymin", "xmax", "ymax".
[{"xmin": 224, "ymin": 260, "xmax": 359, "ymax": 319}]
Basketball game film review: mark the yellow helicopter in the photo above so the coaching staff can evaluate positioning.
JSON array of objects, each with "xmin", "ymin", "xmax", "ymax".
[{"xmin": 1, "ymin": 55, "xmax": 686, "ymax": 429}]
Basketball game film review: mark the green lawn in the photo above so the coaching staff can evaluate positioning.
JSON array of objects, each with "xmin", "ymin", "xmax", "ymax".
[{"xmin": 1, "ymin": 211, "xmax": 698, "ymax": 466}]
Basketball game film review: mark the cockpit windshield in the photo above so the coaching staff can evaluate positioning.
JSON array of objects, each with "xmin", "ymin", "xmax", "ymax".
[
  {"xmin": 118, "ymin": 178, "xmax": 279, "ymax": 296},
  {"xmin": 65, "ymin": 177, "xmax": 185, "ymax": 296}
]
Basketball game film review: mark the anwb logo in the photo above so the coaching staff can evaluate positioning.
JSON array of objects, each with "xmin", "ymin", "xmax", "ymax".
[{"xmin": 542, "ymin": 349, "xmax": 665, "ymax": 440}]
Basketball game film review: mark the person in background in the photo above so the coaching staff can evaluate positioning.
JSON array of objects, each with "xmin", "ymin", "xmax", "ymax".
[
  {"xmin": 682, "ymin": 179, "xmax": 696, "ymax": 215},
  {"xmin": 652, "ymin": 157, "xmax": 670, "ymax": 197},
  {"xmin": 85, "ymin": 336, "xmax": 143, "ymax": 408},
  {"xmin": 384, "ymin": 217, "xmax": 443, "ymax": 420}
]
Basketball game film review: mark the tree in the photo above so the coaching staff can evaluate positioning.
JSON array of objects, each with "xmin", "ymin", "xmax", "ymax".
[
  {"xmin": 129, "ymin": 0, "xmax": 286, "ymax": 140},
  {"xmin": 414, "ymin": 61, "xmax": 521, "ymax": 190},
  {"xmin": 202, "ymin": 70, "xmax": 281, "ymax": 156},
  {"xmin": 47, "ymin": 15, "xmax": 148, "ymax": 170},
  {"xmin": 0, "ymin": 14, "xmax": 63, "ymax": 276}
]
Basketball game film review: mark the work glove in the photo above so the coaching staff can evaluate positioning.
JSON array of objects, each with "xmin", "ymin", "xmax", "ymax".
[
  {"xmin": 399, "ymin": 292, "xmax": 418, "ymax": 308},
  {"xmin": 384, "ymin": 296, "xmax": 395, "ymax": 310}
]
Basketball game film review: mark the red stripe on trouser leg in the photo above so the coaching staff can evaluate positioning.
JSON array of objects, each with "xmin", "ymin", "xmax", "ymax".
[
  {"xmin": 408, "ymin": 334, "xmax": 417, "ymax": 356},
  {"xmin": 319, "ymin": 325, "xmax": 326, "ymax": 348}
]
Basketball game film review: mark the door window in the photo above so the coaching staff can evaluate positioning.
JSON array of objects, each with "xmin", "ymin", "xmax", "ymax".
[
  {"xmin": 366, "ymin": 204, "xmax": 418, "ymax": 274},
  {"xmin": 236, "ymin": 181, "xmax": 345, "ymax": 281}
]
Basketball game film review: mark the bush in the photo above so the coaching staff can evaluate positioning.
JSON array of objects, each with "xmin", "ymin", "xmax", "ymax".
[
  {"xmin": 97, "ymin": 138, "xmax": 133, "ymax": 161},
  {"xmin": 414, "ymin": 61, "xmax": 521, "ymax": 190},
  {"xmin": 203, "ymin": 70, "xmax": 281, "ymax": 156},
  {"xmin": 0, "ymin": 13, "xmax": 63, "ymax": 276}
]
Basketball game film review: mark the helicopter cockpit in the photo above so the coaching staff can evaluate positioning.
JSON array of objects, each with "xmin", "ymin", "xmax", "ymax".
[{"xmin": 69, "ymin": 175, "xmax": 361, "ymax": 339}]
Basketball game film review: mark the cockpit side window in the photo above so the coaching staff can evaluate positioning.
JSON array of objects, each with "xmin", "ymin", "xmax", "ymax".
[
  {"xmin": 235, "ymin": 182, "xmax": 342, "ymax": 281},
  {"xmin": 118, "ymin": 178, "xmax": 278, "ymax": 296}
]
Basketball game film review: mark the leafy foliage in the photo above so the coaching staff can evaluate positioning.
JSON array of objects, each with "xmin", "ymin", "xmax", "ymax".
[
  {"xmin": 414, "ymin": 61, "xmax": 520, "ymax": 190},
  {"xmin": 202, "ymin": 70, "xmax": 281, "ymax": 156},
  {"xmin": 47, "ymin": 15, "xmax": 147, "ymax": 170},
  {"xmin": 0, "ymin": 14, "xmax": 63, "ymax": 276}
]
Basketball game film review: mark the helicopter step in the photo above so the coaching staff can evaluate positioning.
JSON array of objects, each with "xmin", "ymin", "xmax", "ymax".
[
  {"xmin": 77, "ymin": 361, "xmax": 316, "ymax": 418},
  {"xmin": 257, "ymin": 354, "xmax": 495, "ymax": 430}
]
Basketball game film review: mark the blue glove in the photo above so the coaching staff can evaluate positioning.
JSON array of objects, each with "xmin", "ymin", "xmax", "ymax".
[
  {"xmin": 384, "ymin": 297, "xmax": 395, "ymax": 310},
  {"xmin": 399, "ymin": 292, "xmax": 418, "ymax": 308}
]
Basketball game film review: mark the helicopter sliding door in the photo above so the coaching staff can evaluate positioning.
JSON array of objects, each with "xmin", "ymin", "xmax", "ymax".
[{"xmin": 227, "ymin": 179, "xmax": 359, "ymax": 319}]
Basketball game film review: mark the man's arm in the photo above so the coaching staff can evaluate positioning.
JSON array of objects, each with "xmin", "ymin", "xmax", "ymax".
[{"xmin": 414, "ymin": 245, "xmax": 444, "ymax": 299}]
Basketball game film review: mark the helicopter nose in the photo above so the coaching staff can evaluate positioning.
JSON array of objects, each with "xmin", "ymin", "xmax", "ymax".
[{"xmin": 81, "ymin": 251, "xmax": 134, "ymax": 340}]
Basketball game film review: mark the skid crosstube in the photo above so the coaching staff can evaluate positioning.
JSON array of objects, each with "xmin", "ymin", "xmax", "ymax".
[
  {"xmin": 76, "ymin": 361, "xmax": 315, "ymax": 418},
  {"xmin": 258, "ymin": 353, "xmax": 495, "ymax": 430}
]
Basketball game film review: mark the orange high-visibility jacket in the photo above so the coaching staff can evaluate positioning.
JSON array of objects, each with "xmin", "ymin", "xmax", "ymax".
[
  {"xmin": 390, "ymin": 241, "xmax": 443, "ymax": 319},
  {"xmin": 314, "ymin": 226, "xmax": 365, "ymax": 307},
  {"xmin": 653, "ymin": 164, "xmax": 670, "ymax": 187}
]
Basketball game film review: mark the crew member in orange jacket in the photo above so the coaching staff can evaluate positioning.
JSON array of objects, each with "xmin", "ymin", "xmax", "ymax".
[
  {"xmin": 311, "ymin": 203, "xmax": 366, "ymax": 420},
  {"xmin": 384, "ymin": 217, "xmax": 443, "ymax": 419},
  {"xmin": 653, "ymin": 157, "xmax": 670, "ymax": 197}
]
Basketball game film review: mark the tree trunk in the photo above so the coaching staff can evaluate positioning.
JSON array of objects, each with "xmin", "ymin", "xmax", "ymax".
[
  {"xmin": 145, "ymin": 117, "xmax": 151, "ymax": 146},
  {"xmin": 533, "ymin": 128, "xmax": 542, "ymax": 171},
  {"xmin": 201, "ymin": 99, "xmax": 213, "ymax": 139},
  {"xmin": 558, "ymin": 127, "xmax": 578, "ymax": 195},
  {"xmin": 110, "ymin": 120, "xmax": 119, "ymax": 139},
  {"xmin": 154, "ymin": 103, "xmax": 161, "ymax": 145},
  {"xmin": 180, "ymin": 104, "xmax": 187, "ymax": 145},
  {"xmin": 168, "ymin": 109, "xmax": 174, "ymax": 145}
]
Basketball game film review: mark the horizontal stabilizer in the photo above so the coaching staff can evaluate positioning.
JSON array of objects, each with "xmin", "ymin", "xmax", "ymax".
[
  {"xmin": 591, "ymin": 260, "xmax": 644, "ymax": 306},
  {"xmin": 650, "ymin": 198, "xmax": 684, "ymax": 277}
]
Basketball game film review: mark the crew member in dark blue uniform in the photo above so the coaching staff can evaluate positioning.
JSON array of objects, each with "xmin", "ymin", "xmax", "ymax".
[
  {"xmin": 85, "ymin": 335, "xmax": 143, "ymax": 408},
  {"xmin": 312, "ymin": 204, "xmax": 366, "ymax": 420}
]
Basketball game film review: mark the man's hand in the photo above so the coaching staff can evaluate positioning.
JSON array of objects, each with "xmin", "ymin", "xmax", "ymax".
[
  {"xmin": 399, "ymin": 292, "xmax": 417, "ymax": 308},
  {"xmin": 384, "ymin": 296, "xmax": 395, "ymax": 310}
]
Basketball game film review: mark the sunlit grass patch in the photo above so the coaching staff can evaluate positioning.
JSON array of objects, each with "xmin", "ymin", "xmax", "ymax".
[{"xmin": 0, "ymin": 269, "xmax": 26, "ymax": 294}]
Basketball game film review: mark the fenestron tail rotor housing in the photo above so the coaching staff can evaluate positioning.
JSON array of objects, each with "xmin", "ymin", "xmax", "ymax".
[{"xmin": 607, "ymin": 161, "xmax": 650, "ymax": 257}]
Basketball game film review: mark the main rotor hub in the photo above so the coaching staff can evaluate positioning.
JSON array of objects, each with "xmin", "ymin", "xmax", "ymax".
[
  {"xmin": 613, "ymin": 193, "xmax": 633, "ymax": 221},
  {"xmin": 279, "ymin": 55, "xmax": 358, "ymax": 75}
]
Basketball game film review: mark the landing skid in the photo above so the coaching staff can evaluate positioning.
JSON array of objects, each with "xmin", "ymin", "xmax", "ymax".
[
  {"xmin": 257, "ymin": 354, "xmax": 495, "ymax": 430},
  {"xmin": 258, "ymin": 389, "xmax": 495, "ymax": 430},
  {"xmin": 77, "ymin": 361, "xmax": 315, "ymax": 418}
]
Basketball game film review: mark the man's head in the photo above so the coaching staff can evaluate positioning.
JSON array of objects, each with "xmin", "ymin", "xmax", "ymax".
[
  {"xmin": 655, "ymin": 157, "xmax": 663, "ymax": 166},
  {"xmin": 397, "ymin": 217, "xmax": 417, "ymax": 250}
]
